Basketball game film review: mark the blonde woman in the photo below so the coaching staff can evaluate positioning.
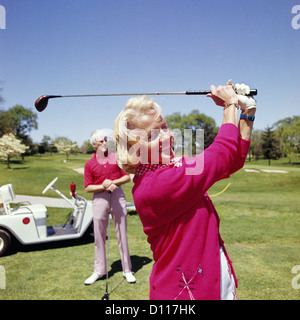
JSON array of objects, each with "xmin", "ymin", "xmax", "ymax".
[{"xmin": 113, "ymin": 82, "xmax": 256, "ymax": 300}]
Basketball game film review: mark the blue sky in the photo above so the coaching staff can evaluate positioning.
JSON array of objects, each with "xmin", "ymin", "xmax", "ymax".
[{"xmin": 0, "ymin": 0, "xmax": 299, "ymax": 146}]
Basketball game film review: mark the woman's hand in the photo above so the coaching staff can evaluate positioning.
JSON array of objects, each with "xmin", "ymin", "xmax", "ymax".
[
  {"xmin": 207, "ymin": 81, "xmax": 239, "ymax": 127},
  {"xmin": 207, "ymin": 82, "xmax": 238, "ymax": 107},
  {"xmin": 235, "ymin": 83, "xmax": 257, "ymax": 111}
]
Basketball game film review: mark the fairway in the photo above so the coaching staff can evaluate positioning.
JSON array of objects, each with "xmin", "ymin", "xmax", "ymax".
[{"xmin": 0, "ymin": 154, "xmax": 299, "ymax": 300}]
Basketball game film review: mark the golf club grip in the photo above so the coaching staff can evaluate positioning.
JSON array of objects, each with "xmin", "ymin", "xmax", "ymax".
[{"xmin": 186, "ymin": 89, "xmax": 257, "ymax": 96}]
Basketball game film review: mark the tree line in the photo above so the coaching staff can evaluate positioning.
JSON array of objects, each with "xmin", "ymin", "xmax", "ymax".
[
  {"xmin": 250, "ymin": 116, "xmax": 300, "ymax": 164},
  {"xmin": 165, "ymin": 111, "xmax": 300, "ymax": 165},
  {"xmin": 0, "ymin": 100, "xmax": 81, "ymax": 167}
]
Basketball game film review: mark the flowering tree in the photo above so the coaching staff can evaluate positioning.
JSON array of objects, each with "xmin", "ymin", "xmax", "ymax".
[
  {"xmin": 0, "ymin": 133, "xmax": 29, "ymax": 168},
  {"xmin": 54, "ymin": 137, "xmax": 79, "ymax": 160}
]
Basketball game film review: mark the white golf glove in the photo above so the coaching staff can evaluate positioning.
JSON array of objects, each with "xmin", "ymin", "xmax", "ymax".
[
  {"xmin": 235, "ymin": 83, "xmax": 250, "ymax": 95},
  {"xmin": 235, "ymin": 83, "xmax": 257, "ymax": 111}
]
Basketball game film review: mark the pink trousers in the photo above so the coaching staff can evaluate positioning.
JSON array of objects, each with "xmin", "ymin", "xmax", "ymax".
[{"xmin": 92, "ymin": 188, "xmax": 132, "ymax": 275}]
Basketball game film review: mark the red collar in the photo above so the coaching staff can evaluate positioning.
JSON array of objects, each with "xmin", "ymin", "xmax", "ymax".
[{"xmin": 135, "ymin": 157, "xmax": 182, "ymax": 177}]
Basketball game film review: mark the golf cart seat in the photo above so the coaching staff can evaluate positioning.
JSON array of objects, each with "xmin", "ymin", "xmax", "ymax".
[
  {"xmin": 0, "ymin": 184, "xmax": 47, "ymax": 238},
  {"xmin": 0, "ymin": 184, "xmax": 16, "ymax": 215},
  {"xmin": 0, "ymin": 183, "xmax": 46, "ymax": 214}
]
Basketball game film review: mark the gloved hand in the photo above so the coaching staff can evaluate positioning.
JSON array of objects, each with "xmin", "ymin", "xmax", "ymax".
[
  {"xmin": 235, "ymin": 83, "xmax": 250, "ymax": 95},
  {"xmin": 235, "ymin": 83, "xmax": 257, "ymax": 111}
]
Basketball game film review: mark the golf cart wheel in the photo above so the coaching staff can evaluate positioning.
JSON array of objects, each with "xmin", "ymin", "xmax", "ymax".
[{"xmin": 0, "ymin": 229, "xmax": 11, "ymax": 257}]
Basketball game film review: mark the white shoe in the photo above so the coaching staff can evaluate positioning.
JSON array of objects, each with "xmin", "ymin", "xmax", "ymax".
[
  {"xmin": 84, "ymin": 272, "xmax": 103, "ymax": 285},
  {"xmin": 123, "ymin": 272, "xmax": 136, "ymax": 283}
]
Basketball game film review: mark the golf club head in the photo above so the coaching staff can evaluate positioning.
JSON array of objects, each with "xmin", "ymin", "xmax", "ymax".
[
  {"xmin": 34, "ymin": 95, "xmax": 50, "ymax": 112},
  {"xmin": 34, "ymin": 95, "xmax": 61, "ymax": 112},
  {"xmin": 101, "ymin": 292, "xmax": 109, "ymax": 300}
]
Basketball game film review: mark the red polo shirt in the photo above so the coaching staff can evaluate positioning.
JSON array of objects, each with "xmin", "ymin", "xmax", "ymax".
[{"xmin": 84, "ymin": 152, "xmax": 128, "ymax": 187}]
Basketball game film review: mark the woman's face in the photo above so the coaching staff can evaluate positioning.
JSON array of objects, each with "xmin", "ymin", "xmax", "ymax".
[{"xmin": 136, "ymin": 110, "xmax": 174, "ymax": 165}]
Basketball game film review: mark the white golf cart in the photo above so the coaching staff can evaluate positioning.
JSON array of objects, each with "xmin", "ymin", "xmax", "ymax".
[{"xmin": 0, "ymin": 178, "xmax": 93, "ymax": 257}]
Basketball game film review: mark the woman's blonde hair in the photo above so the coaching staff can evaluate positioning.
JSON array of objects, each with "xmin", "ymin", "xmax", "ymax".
[{"xmin": 113, "ymin": 95, "xmax": 161, "ymax": 174}]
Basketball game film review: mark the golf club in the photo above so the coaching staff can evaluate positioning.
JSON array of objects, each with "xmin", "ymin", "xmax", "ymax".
[
  {"xmin": 34, "ymin": 89, "xmax": 257, "ymax": 112},
  {"xmin": 101, "ymin": 191, "xmax": 112, "ymax": 301}
]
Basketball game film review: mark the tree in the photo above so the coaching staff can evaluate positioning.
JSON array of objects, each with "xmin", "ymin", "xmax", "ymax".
[
  {"xmin": 0, "ymin": 83, "xmax": 4, "ymax": 105},
  {"xmin": 249, "ymin": 130, "xmax": 263, "ymax": 160},
  {"xmin": 54, "ymin": 137, "xmax": 79, "ymax": 160},
  {"xmin": 0, "ymin": 105, "xmax": 38, "ymax": 155},
  {"xmin": 6, "ymin": 105, "xmax": 38, "ymax": 138},
  {"xmin": 0, "ymin": 109, "xmax": 14, "ymax": 137},
  {"xmin": 273, "ymin": 116, "xmax": 300, "ymax": 164},
  {"xmin": 39, "ymin": 135, "xmax": 52, "ymax": 154},
  {"xmin": 0, "ymin": 85, "xmax": 14, "ymax": 137},
  {"xmin": 81, "ymin": 140, "xmax": 95, "ymax": 154},
  {"xmin": 261, "ymin": 126, "xmax": 278, "ymax": 166},
  {"xmin": 165, "ymin": 109, "xmax": 218, "ymax": 156},
  {"xmin": 0, "ymin": 133, "xmax": 29, "ymax": 168}
]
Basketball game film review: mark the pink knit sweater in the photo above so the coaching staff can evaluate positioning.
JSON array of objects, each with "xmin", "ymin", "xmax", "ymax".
[{"xmin": 132, "ymin": 123, "xmax": 250, "ymax": 300}]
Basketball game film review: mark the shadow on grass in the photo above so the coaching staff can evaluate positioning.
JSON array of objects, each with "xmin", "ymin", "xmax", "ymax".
[
  {"xmin": 92, "ymin": 255, "xmax": 152, "ymax": 298},
  {"xmin": 90, "ymin": 255, "xmax": 152, "ymax": 281},
  {"xmin": 7, "ymin": 231, "xmax": 94, "ymax": 256},
  {"xmin": 6, "ymin": 235, "xmax": 152, "ymax": 278},
  {"xmin": 107, "ymin": 255, "xmax": 152, "ymax": 278}
]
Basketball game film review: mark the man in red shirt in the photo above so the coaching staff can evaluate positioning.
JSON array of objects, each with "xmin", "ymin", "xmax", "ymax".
[{"xmin": 84, "ymin": 129, "xmax": 136, "ymax": 285}]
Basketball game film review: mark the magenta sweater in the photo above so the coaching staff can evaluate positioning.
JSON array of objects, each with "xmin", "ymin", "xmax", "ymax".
[{"xmin": 132, "ymin": 123, "xmax": 250, "ymax": 300}]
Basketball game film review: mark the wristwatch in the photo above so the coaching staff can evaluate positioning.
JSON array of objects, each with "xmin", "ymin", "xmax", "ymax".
[{"xmin": 240, "ymin": 113, "xmax": 255, "ymax": 121}]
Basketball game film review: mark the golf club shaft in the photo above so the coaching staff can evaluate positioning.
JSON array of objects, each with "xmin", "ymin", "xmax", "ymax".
[
  {"xmin": 47, "ymin": 89, "xmax": 257, "ymax": 98},
  {"xmin": 35, "ymin": 88, "xmax": 258, "ymax": 112},
  {"xmin": 105, "ymin": 191, "xmax": 111, "ymax": 296}
]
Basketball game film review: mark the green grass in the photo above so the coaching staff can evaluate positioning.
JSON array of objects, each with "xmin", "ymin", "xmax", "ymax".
[{"xmin": 0, "ymin": 153, "xmax": 300, "ymax": 300}]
